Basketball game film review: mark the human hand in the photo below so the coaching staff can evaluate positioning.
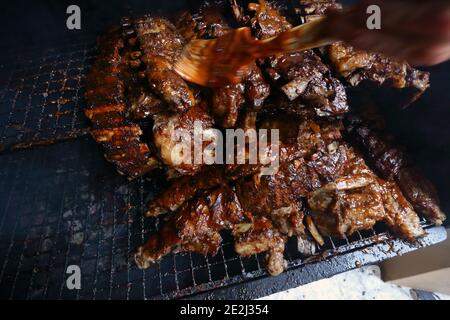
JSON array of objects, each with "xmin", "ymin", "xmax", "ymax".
[{"xmin": 328, "ymin": 0, "xmax": 450, "ymax": 66}]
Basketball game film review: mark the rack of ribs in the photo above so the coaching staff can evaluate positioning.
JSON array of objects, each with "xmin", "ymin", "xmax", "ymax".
[
  {"xmin": 121, "ymin": 15, "xmax": 218, "ymax": 177},
  {"xmin": 84, "ymin": 28, "xmax": 159, "ymax": 179}
]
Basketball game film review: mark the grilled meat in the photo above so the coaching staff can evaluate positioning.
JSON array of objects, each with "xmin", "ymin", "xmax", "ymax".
[
  {"xmin": 328, "ymin": 43, "xmax": 430, "ymax": 108},
  {"xmin": 85, "ymin": 28, "xmax": 159, "ymax": 179},
  {"xmin": 85, "ymin": 0, "xmax": 444, "ymax": 277},
  {"xmin": 234, "ymin": 216, "xmax": 287, "ymax": 276},
  {"xmin": 307, "ymin": 146, "xmax": 424, "ymax": 240},
  {"xmin": 296, "ymin": 0, "xmax": 430, "ymax": 108},
  {"xmin": 297, "ymin": 0, "xmax": 342, "ymax": 23},
  {"xmin": 134, "ymin": 16, "xmax": 196, "ymax": 112},
  {"xmin": 247, "ymin": 0, "xmax": 349, "ymax": 117},
  {"xmin": 346, "ymin": 107, "xmax": 446, "ymax": 225},
  {"xmin": 179, "ymin": 3, "xmax": 270, "ymax": 128},
  {"xmin": 152, "ymin": 103, "xmax": 216, "ymax": 176},
  {"xmin": 136, "ymin": 185, "xmax": 247, "ymax": 269}
]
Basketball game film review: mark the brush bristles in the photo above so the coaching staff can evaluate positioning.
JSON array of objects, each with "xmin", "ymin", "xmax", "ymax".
[{"xmin": 174, "ymin": 39, "xmax": 217, "ymax": 86}]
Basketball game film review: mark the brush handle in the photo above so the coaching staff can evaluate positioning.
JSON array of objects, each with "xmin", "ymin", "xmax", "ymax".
[{"xmin": 255, "ymin": 17, "xmax": 337, "ymax": 58}]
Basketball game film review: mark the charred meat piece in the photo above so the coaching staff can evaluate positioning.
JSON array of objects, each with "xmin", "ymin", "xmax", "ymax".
[
  {"xmin": 235, "ymin": 158, "xmax": 318, "ymax": 236},
  {"xmin": 297, "ymin": 0, "xmax": 430, "ymax": 108},
  {"xmin": 136, "ymin": 185, "xmax": 246, "ymax": 269},
  {"xmin": 307, "ymin": 146, "xmax": 424, "ymax": 240},
  {"xmin": 268, "ymin": 51, "xmax": 348, "ymax": 116},
  {"xmin": 127, "ymin": 85, "xmax": 163, "ymax": 120},
  {"xmin": 85, "ymin": 28, "xmax": 159, "ymax": 179},
  {"xmin": 247, "ymin": 0, "xmax": 349, "ymax": 117},
  {"xmin": 134, "ymin": 16, "xmax": 196, "ymax": 112},
  {"xmin": 328, "ymin": 42, "xmax": 430, "ymax": 108},
  {"xmin": 90, "ymin": 125, "xmax": 159, "ymax": 178},
  {"xmin": 396, "ymin": 168, "xmax": 446, "ymax": 226},
  {"xmin": 146, "ymin": 114, "xmax": 341, "ymax": 218},
  {"xmin": 346, "ymin": 111, "xmax": 446, "ymax": 225},
  {"xmin": 297, "ymin": 0, "xmax": 342, "ymax": 23},
  {"xmin": 244, "ymin": 62, "xmax": 271, "ymax": 107},
  {"xmin": 378, "ymin": 178, "xmax": 425, "ymax": 240},
  {"xmin": 212, "ymin": 83, "xmax": 247, "ymax": 128},
  {"xmin": 85, "ymin": 29, "xmax": 125, "ymax": 109},
  {"xmin": 146, "ymin": 166, "xmax": 227, "ymax": 217},
  {"xmin": 248, "ymin": 0, "xmax": 291, "ymax": 39},
  {"xmin": 234, "ymin": 216, "xmax": 287, "ymax": 276},
  {"xmin": 152, "ymin": 103, "xmax": 215, "ymax": 176},
  {"xmin": 120, "ymin": 18, "xmax": 164, "ymax": 121}
]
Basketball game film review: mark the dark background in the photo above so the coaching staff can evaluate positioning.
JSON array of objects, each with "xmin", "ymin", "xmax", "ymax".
[
  {"xmin": 0, "ymin": 0, "xmax": 208, "ymax": 49},
  {"xmin": 0, "ymin": 0, "xmax": 448, "ymax": 215}
]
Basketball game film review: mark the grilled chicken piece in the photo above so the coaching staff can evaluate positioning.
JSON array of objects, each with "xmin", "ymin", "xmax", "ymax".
[
  {"xmin": 244, "ymin": 0, "xmax": 348, "ymax": 117},
  {"xmin": 235, "ymin": 158, "xmax": 320, "ymax": 236},
  {"xmin": 377, "ymin": 179, "xmax": 425, "ymax": 240},
  {"xmin": 307, "ymin": 146, "xmax": 424, "ymax": 240},
  {"xmin": 346, "ymin": 110, "xmax": 446, "ymax": 225},
  {"xmin": 134, "ymin": 16, "xmax": 196, "ymax": 112},
  {"xmin": 127, "ymin": 85, "xmax": 163, "ymax": 120},
  {"xmin": 85, "ymin": 28, "xmax": 159, "ymax": 179},
  {"xmin": 212, "ymin": 83, "xmax": 247, "ymax": 128}
]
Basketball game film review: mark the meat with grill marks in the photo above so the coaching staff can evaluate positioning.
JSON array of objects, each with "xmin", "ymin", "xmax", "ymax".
[
  {"xmin": 84, "ymin": 28, "xmax": 159, "ymax": 179},
  {"xmin": 135, "ymin": 184, "xmax": 247, "ymax": 269},
  {"xmin": 152, "ymin": 102, "xmax": 216, "ymax": 176},
  {"xmin": 327, "ymin": 42, "xmax": 430, "ymax": 108}
]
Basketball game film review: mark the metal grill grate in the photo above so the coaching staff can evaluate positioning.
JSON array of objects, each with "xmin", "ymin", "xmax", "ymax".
[
  {"xmin": 0, "ymin": 42, "xmax": 95, "ymax": 152},
  {"xmin": 0, "ymin": 44, "xmax": 446, "ymax": 300}
]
